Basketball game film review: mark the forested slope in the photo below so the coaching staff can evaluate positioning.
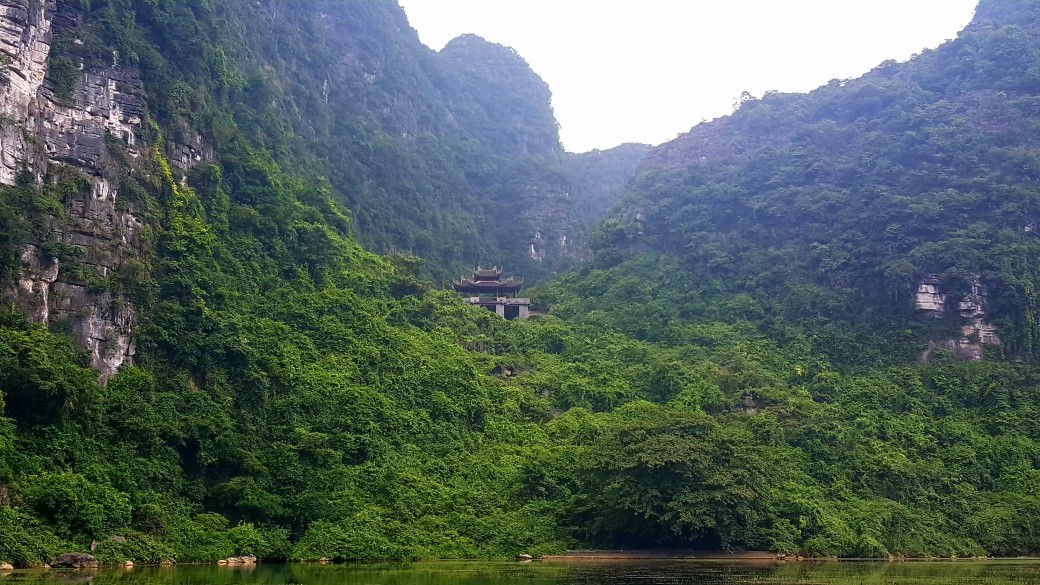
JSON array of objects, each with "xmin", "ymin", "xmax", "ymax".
[
  {"xmin": 601, "ymin": 0, "xmax": 1040, "ymax": 363},
  {"xmin": 521, "ymin": 0, "xmax": 1040, "ymax": 556},
  {"xmin": 92, "ymin": 0, "xmax": 593, "ymax": 281},
  {"xmin": 2, "ymin": 0, "xmax": 1040, "ymax": 567},
  {"xmin": 565, "ymin": 143, "xmax": 652, "ymax": 228},
  {"xmin": 0, "ymin": 0, "xmax": 578, "ymax": 563}
]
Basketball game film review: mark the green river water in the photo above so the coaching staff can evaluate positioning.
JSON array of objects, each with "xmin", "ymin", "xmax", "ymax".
[{"xmin": 3, "ymin": 560, "xmax": 1040, "ymax": 585}]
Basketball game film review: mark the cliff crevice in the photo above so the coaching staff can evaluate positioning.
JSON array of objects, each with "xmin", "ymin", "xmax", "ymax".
[{"xmin": 0, "ymin": 0, "xmax": 147, "ymax": 382}]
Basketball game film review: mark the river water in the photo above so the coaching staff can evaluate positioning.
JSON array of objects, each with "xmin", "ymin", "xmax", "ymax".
[{"xmin": 2, "ymin": 560, "xmax": 1040, "ymax": 585}]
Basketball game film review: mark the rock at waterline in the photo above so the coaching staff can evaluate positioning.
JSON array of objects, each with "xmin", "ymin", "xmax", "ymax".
[
  {"xmin": 51, "ymin": 553, "xmax": 99, "ymax": 569},
  {"xmin": 219, "ymin": 556, "xmax": 258, "ymax": 565},
  {"xmin": 0, "ymin": 562, "xmax": 14, "ymax": 571}
]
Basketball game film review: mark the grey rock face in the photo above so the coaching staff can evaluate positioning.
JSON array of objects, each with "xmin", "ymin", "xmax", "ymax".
[
  {"xmin": 167, "ymin": 123, "xmax": 213, "ymax": 170},
  {"xmin": 524, "ymin": 198, "xmax": 581, "ymax": 263},
  {"xmin": 50, "ymin": 553, "xmax": 98, "ymax": 569},
  {"xmin": 914, "ymin": 276, "xmax": 946, "ymax": 317},
  {"xmin": 917, "ymin": 274, "xmax": 1001, "ymax": 362},
  {"xmin": 41, "ymin": 65, "xmax": 146, "ymax": 167},
  {"xmin": 0, "ymin": 0, "xmax": 53, "ymax": 183},
  {"xmin": 0, "ymin": 0, "xmax": 154, "ymax": 382}
]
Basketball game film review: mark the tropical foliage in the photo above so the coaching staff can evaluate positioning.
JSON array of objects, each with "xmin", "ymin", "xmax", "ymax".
[{"xmin": 2, "ymin": 0, "xmax": 1040, "ymax": 567}]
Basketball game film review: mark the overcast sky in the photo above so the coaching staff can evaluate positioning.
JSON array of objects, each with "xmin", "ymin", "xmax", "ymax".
[{"xmin": 397, "ymin": 0, "xmax": 979, "ymax": 153}]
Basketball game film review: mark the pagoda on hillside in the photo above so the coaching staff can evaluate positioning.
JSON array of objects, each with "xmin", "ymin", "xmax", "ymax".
[{"xmin": 452, "ymin": 266, "xmax": 531, "ymax": 320}]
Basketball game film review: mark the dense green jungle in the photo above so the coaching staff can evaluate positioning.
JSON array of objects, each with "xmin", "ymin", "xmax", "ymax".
[{"xmin": 2, "ymin": 0, "xmax": 1040, "ymax": 568}]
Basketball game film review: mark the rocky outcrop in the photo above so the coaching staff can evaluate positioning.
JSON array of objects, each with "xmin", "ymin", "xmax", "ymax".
[
  {"xmin": 41, "ymin": 64, "xmax": 145, "ymax": 167},
  {"xmin": 914, "ymin": 276, "xmax": 946, "ymax": 317},
  {"xmin": 90, "ymin": 535, "xmax": 127, "ymax": 552},
  {"xmin": 522, "ymin": 190, "xmax": 583, "ymax": 263},
  {"xmin": 917, "ymin": 274, "xmax": 1001, "ymax": 362},
  {"xmin": 50, "ymin": 553, "xmax": 98, "ymax": 569},
  {"xmin": 0, "ymin": 0, "xmax": 53, "ymax": 183},
  {"xmin": 0, "ymin": 0, "xmax": 156, "ymax": 382},
  {"xmin": 166, "ymin": 122, "xmax": 212, "ymax": 171},
  {"xmin": 217, "ymin": 555, "xmax": 257, "ymax": 565},
  {"xmin": 526, "ymin": 225, "xmax": 578, "ymax": 263}
]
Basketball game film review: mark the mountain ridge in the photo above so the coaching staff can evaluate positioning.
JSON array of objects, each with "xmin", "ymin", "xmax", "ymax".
[
  {"xmin": 602, "ymin": 0, "xmax": 1040, "ymax": 364},
  {"xmin": 2, "ymin": 0, "xmax": 1040, "ymax": 567}
]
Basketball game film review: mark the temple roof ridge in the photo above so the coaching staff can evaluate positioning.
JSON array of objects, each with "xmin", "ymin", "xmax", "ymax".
[
  {"xmin": 451, "ymin": 265, "xmax": 530, "ymax": 319},
  {"xmin": 452, "ymin": 265, "xmax": 524, "ymax": 293}
]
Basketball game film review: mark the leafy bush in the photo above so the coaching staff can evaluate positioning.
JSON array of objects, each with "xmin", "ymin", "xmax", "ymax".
[
  {"xmin": 0, "ymin": 507, "xmax": 66, "ymax": 567},
  {"xmin": 20, "ymin": 473, "xmax": 132, "ymax": 540}
]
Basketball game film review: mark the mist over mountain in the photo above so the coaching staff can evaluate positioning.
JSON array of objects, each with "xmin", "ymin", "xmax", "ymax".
[
  {"xmin": 595, "ymin": 0, "xmax": 1040, "ymax": 364},
  {"xmin": 1, "ymin": 0, "xmax": 1040, "ymax": 567}
]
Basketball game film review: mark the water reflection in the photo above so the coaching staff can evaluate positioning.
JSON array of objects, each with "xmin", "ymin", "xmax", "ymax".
[{"xmin": 1, "ymin": 560, "xmax": 1039, "ymax": 585}]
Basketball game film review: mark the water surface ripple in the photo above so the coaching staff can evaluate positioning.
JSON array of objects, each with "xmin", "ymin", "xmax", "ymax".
[{"xmin": 2, "ymin": 559, "xmax": 1040, "ymax": 585}]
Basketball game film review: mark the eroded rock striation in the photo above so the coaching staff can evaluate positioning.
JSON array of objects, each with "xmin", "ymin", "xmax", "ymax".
[
  {"xmin": 0, "ymin": 0, "xmax": 158, "ymax": 382},
  {"xmin": 916, "ymin": 274, "xmax": 1001, "ymax": 361},
  {"xmin": 524, "ymin": 194, "xmax": 581, "ymax": 263}
]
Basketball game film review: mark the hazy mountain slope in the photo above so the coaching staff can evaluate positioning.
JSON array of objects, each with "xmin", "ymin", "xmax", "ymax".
[
  {"xmin": 4, "ymin": 0, "xmax": 1040, "ymax": 567},
  {"xmin": 117, "ymin": 0, "xmax": 601, "ymax": 281},
  {"xmin": 596, "ymin": 0, "xmax": 1040, "ymax": 363},
  {"xmin": 566, "ymin": 143, "xmax": 652, "ymax": 227},
  {"xmin": 0, "ymin": 0, "xmax": 581, "ymax": 564}
]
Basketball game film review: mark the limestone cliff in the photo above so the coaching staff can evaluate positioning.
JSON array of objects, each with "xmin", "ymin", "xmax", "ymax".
[
  {"xmin": 915, "ymin": 275, "xmax": 1001, "ymax": 362},
  {"xmin": 0, "ymin": 0, "xmax": 159, "ymax": 382},
  {"xmin": 0, "ymin": 0, "xmax": 633, "ymax": 382},
  {"xmin": 523, "ymin": 193, "xmax": 580, "ymax": 263}
]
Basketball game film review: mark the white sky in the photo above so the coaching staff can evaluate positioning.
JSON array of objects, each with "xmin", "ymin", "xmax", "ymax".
[{"xmin": 397, "ymin": 0, "xmax": 980, "ymax": 153}]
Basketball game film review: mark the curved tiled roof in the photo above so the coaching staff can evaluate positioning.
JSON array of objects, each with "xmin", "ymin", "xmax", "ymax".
[{"xmin": 452, "ymin": 276, "xmax": 523, "ymax": 290}]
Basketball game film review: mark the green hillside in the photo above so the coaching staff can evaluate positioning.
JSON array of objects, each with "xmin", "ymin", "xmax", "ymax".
[
  {"xmin": 602, "ymin": 0, "xmax": 1040, "ymax": 363},
  {"xmin": 2, "ymin": 0, "xmax": 1040, "ymax": 567},
  {"xmin": 71, "ymin": 0, "xmax": 584, "ymax": 282}
]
